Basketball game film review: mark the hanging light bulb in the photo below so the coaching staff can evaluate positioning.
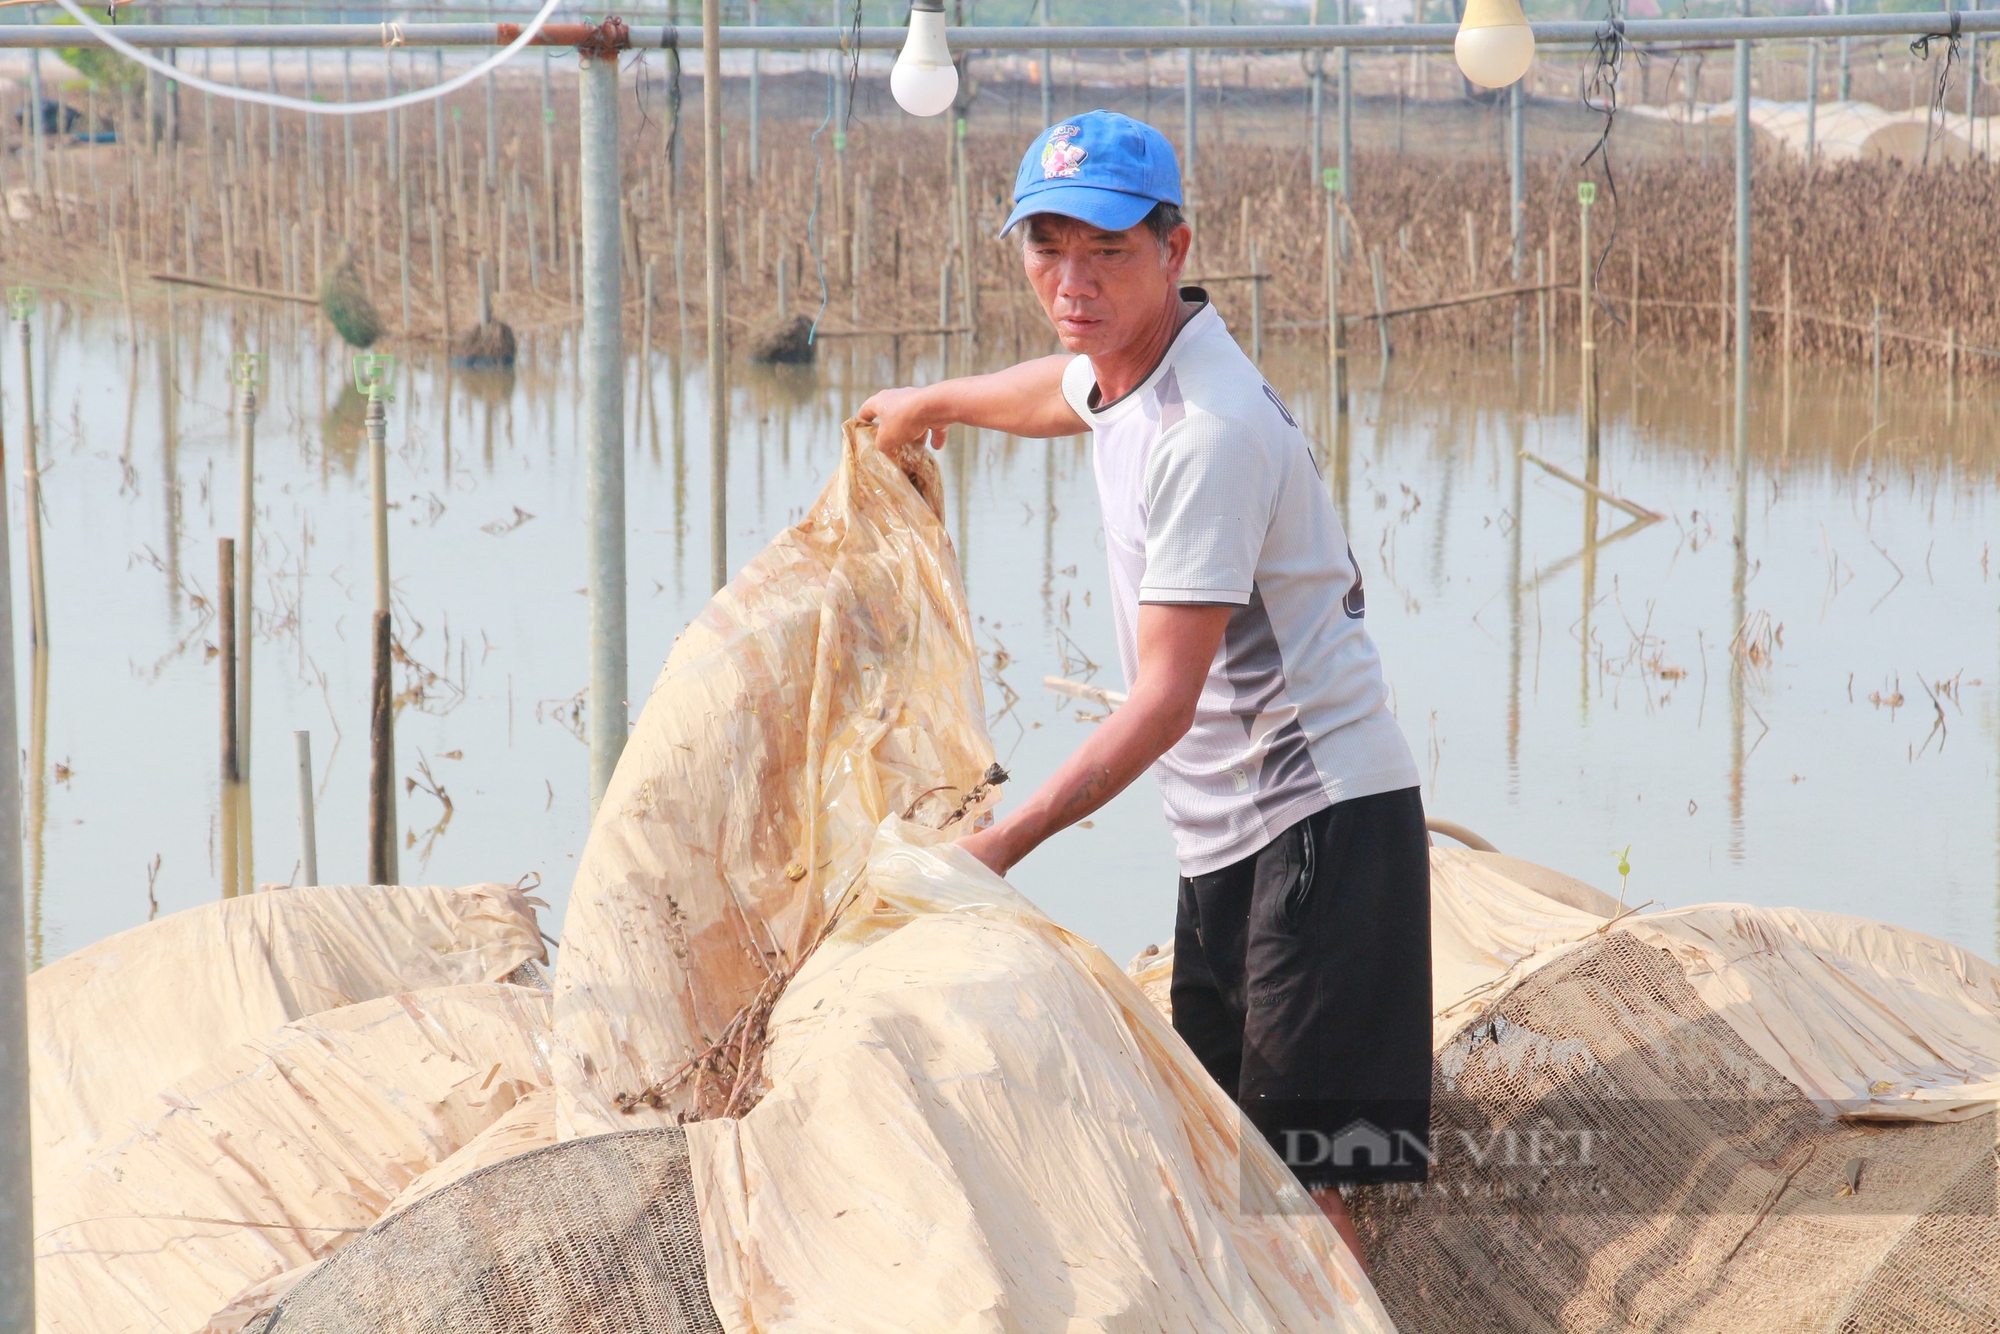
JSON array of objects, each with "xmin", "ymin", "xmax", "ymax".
[
  {"xmin": 892, "ymin": 0, "xmax": 959, "ymax": 117},
  {"xmin": 1454, "ymin": 0, "xmax": 1536, "ymax": 90}
]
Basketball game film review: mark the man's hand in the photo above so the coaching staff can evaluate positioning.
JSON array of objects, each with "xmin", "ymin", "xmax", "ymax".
[
  {"xmin": 855, "ymin": 357, "xmax": 1086, "ymax": 458},
  {"xmin": 857, "ymin": 385, "xmax": 950, "ymax": 453},
  {"xmin": 951, "ymin": 602, "xmax": 1232, "ymax": 878}
]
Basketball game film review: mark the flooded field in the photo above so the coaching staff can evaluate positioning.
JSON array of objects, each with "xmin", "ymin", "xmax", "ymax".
[{"xmin": 15, "ymin": 291, "xmax": 1999, "ymax": 970}]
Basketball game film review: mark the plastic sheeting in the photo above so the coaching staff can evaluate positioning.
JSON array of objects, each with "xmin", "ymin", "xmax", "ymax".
[
  {"xmin": 28, "ymin": 882, "xmax": 549, "ymax": 1333},
  {"xmin": 552, "ymin": 423, "xmax": 990, "ymax": 1138},
  {"xmin": 37, "ymin": 982, "xmax": 553, "ymax": 1334},
  {"xmin": 30, "ymin": 881, "xmax": 545, "ymax": 1195},
  {"xmin": 552, "ymin": 422, "xmax": 1396, "ymax": 1331},
  {"xmin": 689, "ymin": 823, "xmax": 1391, "ymax": 1334}
]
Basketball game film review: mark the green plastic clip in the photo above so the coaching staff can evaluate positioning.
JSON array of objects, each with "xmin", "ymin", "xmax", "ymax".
[
  {"xmin": 352, "ymin": 353, "xmax": 397, "ymax": 404},
  {"xmin": 1323, "ymin": 167, "xmax": 1341, "ymax": 193},
  {"xmin": 1578, "ymin": 181, "xmax": 1598, "ymax": 206},
  {"xmin": 6, "ymin": 286, "xmax": 35, "ymax": 322},
  {"xmin": 231, "ymin": 352, "xmax": 265, "ymax": 389},
  {"xmin": 543, "ymin": 106, "xmax": 555, "ymax": 126}
]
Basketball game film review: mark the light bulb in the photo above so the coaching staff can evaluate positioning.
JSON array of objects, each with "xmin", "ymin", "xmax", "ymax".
[
  {"xmin": 892, "ymin": 1, "xmax": 959, "ymax": 117},
  {"xmin": 1454, "ymin": 0, "xmax": 1535, "ymax": 90}
]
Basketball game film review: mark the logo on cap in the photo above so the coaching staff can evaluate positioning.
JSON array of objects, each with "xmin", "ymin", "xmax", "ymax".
[{"xmin": 1041, "ymin": 125, "xmax": 1087, "ymax": 180}]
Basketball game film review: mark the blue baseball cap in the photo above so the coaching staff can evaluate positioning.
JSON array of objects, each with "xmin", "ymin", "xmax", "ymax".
[{"xmin": 1001, "ymin": 110, "xmax": 1184, "ymax": 237}]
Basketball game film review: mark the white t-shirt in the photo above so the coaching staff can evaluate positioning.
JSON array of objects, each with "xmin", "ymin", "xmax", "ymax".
[{"xmin": 1061, "ymin": 296, "xmax": 1418, "ymax": 877}]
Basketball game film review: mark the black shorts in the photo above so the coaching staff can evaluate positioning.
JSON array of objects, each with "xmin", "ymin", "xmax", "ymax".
[{"xmin": 1171, "ymin": 787, "xmax": 1433, "ymax": 1189}]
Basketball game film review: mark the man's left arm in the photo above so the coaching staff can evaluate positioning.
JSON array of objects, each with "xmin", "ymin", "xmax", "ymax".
[{"xmin": 956, "ymin": 602, "xmax": 1230, "ymax": 877}]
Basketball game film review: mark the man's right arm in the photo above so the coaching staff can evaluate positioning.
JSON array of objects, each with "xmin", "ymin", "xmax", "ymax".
[{"xmin": 857, "ymin": 355, "xmax": 1087, "ymax": 453}]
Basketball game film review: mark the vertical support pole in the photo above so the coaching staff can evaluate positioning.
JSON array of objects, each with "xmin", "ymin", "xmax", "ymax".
[
  {"xmin": 704, "ymin": 0, "xmax": 729, "ymax": 597},
  {"xmin": 1338, "ymin": 0, "xmax": 1354, "ymax": 224},
  {"xmin": 1579, "ymin": 183, "xmax": 1598, "ymax": 468},
  {"xmin": 1838, "ymin": 0, "xmax": 1852, "ymax": 101},
  {"xmin": 1041, "ymin": 0, "xmax": 1055, "ymax": 126},
  {"xmin": 219, "ymin": 539, "xmax": 240, "ymax": 900},
  {"xmin": 1324, "ymin": 167, "xmax": 1346, "ymax": 416},
  {"xmin": 749, "ymin": 0, "xmax": 763, "ymax": 181},
  {"xmin": 580, "ymin": 39, "xmax": 629, "ymax": 806},
  {"xmin": 1732, "ymin": 22, "xmax": 1752, "ymax": 569},
  {"xmin": 540, "ymin": 51, "xmax": 556, "ymax": 250},
  {"xmin": 1871, "ymin": 294, "xmax": 1883, "ymax": 429},
  {"xmin": 27, "ymin": 51, "xmax": 47, "ymax": 197},
  {"xmin": 234, "ymin": 354, "xmax": 261, "ymax": 898},
  {"xmin": 1509, "ymin": 79, "xmax": 1525, "ymax": 283},
  {"xmin": 294, "ymin": 730, "xmax": 318, "ymax": 887},
  {"xmin": 359, "ymin": 357, "xmax": 398, "ymax": 886},
  {"xmin": 1369, "ymin": 249, "xmax": 1391, "ymax": 364},
  {"xmin": 1970, "ymin": 0, "xmax": 1983, "ymax": 144},
  {"xmin": 1782, "ymin": 254, "xmax": 1793, "ymax": 448},
  {"xmin": 12, "ymin": 293, "xmax": 47, "ymax": 658},
  {"xmin": 1309, "ymin": 0, "xmax": 1324, "ymax": 186},
  {"xmin": 0, "ymin": 280, "xmax": 30, "ymax": 1328},
  {"xmin": 1250, "ymin": 238, "xmax": 1265, "ymax": 364},
  {"xmin": 1805, "ymin": 40, "xmax": 1820, "ymax": 169},
  {"xmin": 1183, "ymin": 0, "xmax": 1198, "ymax": 230}
]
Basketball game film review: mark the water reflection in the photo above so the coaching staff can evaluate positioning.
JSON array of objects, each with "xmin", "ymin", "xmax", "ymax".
[{"xmin": 0, "ymin": 292, "xmax": 1994, "ymax": 974}]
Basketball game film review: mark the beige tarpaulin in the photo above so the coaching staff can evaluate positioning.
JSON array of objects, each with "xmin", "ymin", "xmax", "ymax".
[
  {"xmin": 552, "ymin": 423, "xmax": 1397, "ymax": 1331},
  {"xmin": 37, "ymin": 981, "xmax": 553, "ymax": 1333},
  {"xmin": 30, "ymin": 881, "xmax": 545, "ymax": 1195},
  {"xmin": 28, "ymin": 883, "xmax": 548, "ymax": 1333},
  {"xmin": 552, "ymin": 423, "xmax": 990, "ymax": 1138}
]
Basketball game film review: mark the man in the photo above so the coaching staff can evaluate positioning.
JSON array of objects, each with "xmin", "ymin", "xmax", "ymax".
[{"xmin": 858, "ymin": 111, "xmax": 1430, "ymax": 1263}]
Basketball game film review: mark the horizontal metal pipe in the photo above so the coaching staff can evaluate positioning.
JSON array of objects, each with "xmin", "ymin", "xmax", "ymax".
[{"xmin": 7, "ymin": 13, "xmax": 1995, "ymax": 50}]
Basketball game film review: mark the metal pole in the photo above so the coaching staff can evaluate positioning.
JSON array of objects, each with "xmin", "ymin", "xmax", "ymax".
[
  {"xmin": 21, "ymin": 16, "xmax": 2000, "ymax": 51},
  {"xmin": 1182, "ymin": 0, "xmax": 1197, "ymax": 224},
  {"xmin": 219, "ymin": 539, "xmax": 241, "ymax": 899},
  {"xmin": 1324, "ymin": 167, "xmax": 1346, "ymax": 416},
  {"xmin": 1338, "ymin": 0, "xmax": 1354, "ymax": 213},
  {"xmin": 0, "ymin": 283, "xmax": 30, "ymax": 1328},
  {"xmin": 749, "ymin": 0, "xmax": 762, "ymax": 180},
  {"xmin": 294, "ymin": 730, "xmax": 318, "ymax": 886},
  {"xmin": 1733, "ymin": 15, "xmax": 1752, "ymax": 571},
  {"xmin": 1838, "ymin": 0, "xmax": 1852, "ymax": 100},
  {"xmin": 14, "ymin": 299, "xmax": 46, "ymax": 657},
  {"xmin": 1509, "ymin": 80, "xmax": 1525, "ymax": 281},
  {"xmin": 27, "ymin": 50, "xmax": 45, "ymax": 195},
  {"xmin": 580, "ymin": 42, "xmax": 628, "ymax": 806},
  {"xmin": 1805, "ymin": 39, "xmax": 1820, "ymax": 167},
  {"xmin": 1040, "ymin": 0, "xmax": 1054, "ymax": 125},
  {"xmin": 1308, "ymin": 0, "xmax": 1324, "ymax": 187},
  {"xmin": 707, "ymin": 0, "xmax": 729, "ymax": 599},
  {"xmin": 235, "ymin": 357, "xmax": 259, "ymax": 897},
  {"xmin": 1580, "ymin": 184, "xmax": 1597, "ymax": 465},
  {"xmin": 364, "ymin": 379, "xmax": 397, "ymax": 886}
]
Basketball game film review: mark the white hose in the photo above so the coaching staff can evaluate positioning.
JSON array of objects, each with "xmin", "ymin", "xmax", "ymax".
[{"xmin": 46, "ymin": 0, "xmax": 567, "ymax": 116}]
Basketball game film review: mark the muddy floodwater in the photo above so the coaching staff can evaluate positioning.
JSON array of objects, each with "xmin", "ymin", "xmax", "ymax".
[{"xmin": 14, "ymin": 292, "xmax": 1999, "ymax": 971}]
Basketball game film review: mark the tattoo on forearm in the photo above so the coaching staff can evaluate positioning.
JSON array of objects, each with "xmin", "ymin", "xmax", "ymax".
[{"xmin": 1057, "ymin": 765, "xmax": 1114, "ymax": 826}]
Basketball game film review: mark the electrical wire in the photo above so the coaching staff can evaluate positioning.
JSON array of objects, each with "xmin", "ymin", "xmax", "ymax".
[
  {"xmin": 1911, "ymin": 10, "xmax": 1964, "ymax": 165},
  {"xmin": 1580, "ymin": 5, "xmax": 1629, "ymax": 327},
  {"xmin": 46, "ymin": 0, "xmax": 566, "ymax": 116}
]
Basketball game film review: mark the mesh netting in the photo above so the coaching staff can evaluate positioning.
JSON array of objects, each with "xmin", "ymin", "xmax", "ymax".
[
  {"xmin": 258, "ymin": 1128, "xmax": 723, "ymax": 1334},
  {"xmin": 1351, "ymin": 932, "xmax": 1999, "ymax": 1333}
]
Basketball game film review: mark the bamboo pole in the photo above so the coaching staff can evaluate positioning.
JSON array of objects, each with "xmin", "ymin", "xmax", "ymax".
[
  {"xmin": 1249, "ymin": 237, "xmax": 1265, "ymax": 363},
  {"xmin": 0, "ymin": 259, "xmax": 28, "ymax": 1325},
  {"xmin": 12, "ymin": 293, "xmax": 47, "ymax": 656},
  {"xmin": 219, "ymin": 538, "xmax": 241, "ymax": 899},
  {"xmin": 234, "ymin": 354, "xmax": 260, "ymax": 897},
  {"xmin": 294, "ymin": 729, "xmax": 318, "ymax": 886},
  {"xmin": 359, "ymin": 356, "xmax": 397, "ymax": 885},
  {"xmin": 1579, "ymin": 183, "xmax": 1598, "ymax": 469}
]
